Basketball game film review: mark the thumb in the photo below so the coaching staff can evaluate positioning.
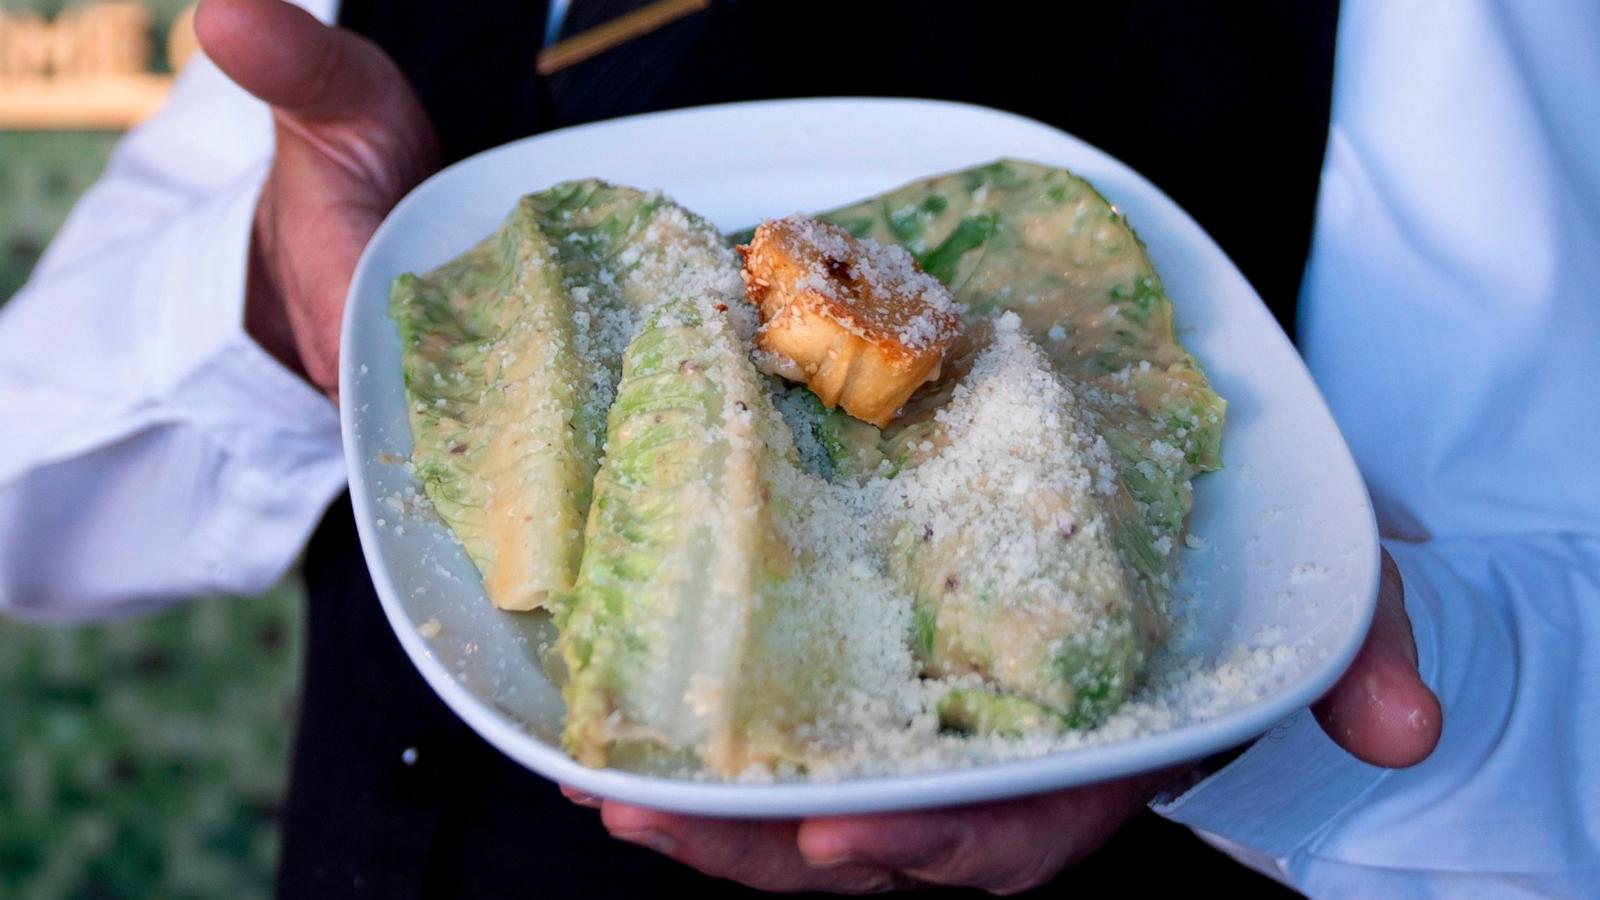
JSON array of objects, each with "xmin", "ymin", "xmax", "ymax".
[
  {"xmin": 1313, "ymin": 550, "xmax": 1443, "ymax": 768},
  {"xmin": 195, "ymin": 0, "xmax": 404, "ymax": 121}
]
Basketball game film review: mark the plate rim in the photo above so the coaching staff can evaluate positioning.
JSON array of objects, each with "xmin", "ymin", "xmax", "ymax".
[{"xmin": 340, "ymin": 96, "xmax": 1380, "ymax": 817}]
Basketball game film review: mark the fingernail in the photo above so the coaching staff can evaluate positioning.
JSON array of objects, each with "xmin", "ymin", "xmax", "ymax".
[
  {"xmin": 615, "ymin": 829, "xmax": 677, "ymax": 855},
  {"xmin": 559, "ymin": 784, "xmax": 602, "ymax": 808},
  {"xmin": 1407, "ymin": 707, "xmax": 1432, "ymax": 734},
  {"xmin": 808, "ymin": 850, "xmax": 865, "ymax": 869}
]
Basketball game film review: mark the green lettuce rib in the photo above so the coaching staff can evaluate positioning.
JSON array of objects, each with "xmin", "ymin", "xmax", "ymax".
[
  {"xmin": 390, "ymin": 197, "xmax": 600, "ymax": 611},
  {"xmin": 884, "ymin": 330, "xmax": 1145, "ymax": 729},
  {"xmin": 559, "ymin": 299, "xmax": 805, "ymax": 774}
]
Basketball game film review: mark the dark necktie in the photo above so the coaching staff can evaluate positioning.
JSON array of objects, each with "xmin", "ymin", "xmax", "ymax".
[
  {"xmin": 336, "ymin": 0, "xmax": 552, "ymax": 164},
  {"xmin": 543, "ymin": 0, "xmax": 723, "ymax": 128}
]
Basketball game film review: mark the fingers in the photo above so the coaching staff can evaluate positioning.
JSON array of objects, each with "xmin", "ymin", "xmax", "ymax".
[
  {"xmin": 1313, "ymin": 550, "xmax": 1443, "ymax": 767},
  {"xmin": 195, "ymin": 0, "xmax": 437, "ymax": 186},
  {"xmin": 195, "ymin": 0, "xmax": 400, "ymax": 121},
  {"xmin": 199, "ymin": 0, "xmax": 439, "ymax": 400},
  {"xmin": 597, "ymin": 802, "xmax": 903, "ymax": 893},
  {"xmin": 800, "ymin": 777, "xmax": 1157, "ymax": 895},
  {"xmin": 577, "ymin": 773, "xmax": 1165, "ymax": 894},
  {"xmin": 559, "ymin": 783, "xmax": 601, "ymax": 809}
]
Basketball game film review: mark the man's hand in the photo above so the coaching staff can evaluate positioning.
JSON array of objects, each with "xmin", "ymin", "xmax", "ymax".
[
  {"xmin": 196, "ymin": 0, "xmax": 439, "ymax": 400},
  {"xmin": 580, "ymin": 550, "xmax": 1442, "ymax": 893}
]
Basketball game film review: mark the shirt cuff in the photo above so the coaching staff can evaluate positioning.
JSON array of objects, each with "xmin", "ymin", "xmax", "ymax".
[
  {"xmin": 156, "ymin": 159, "xmax": 347, "ymax": 596},
  {"xmin": 167, "ymin": 337, "xmax": 346, "ymax": 596},
  {"xmin": 1151, "ymin": 541, "xmax": 1441, "ymax": 881}
]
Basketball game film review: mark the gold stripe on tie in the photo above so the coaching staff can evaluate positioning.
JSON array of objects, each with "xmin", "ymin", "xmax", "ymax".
[{"xmin": 536, "ymin": 0, "xmax": 712, "ymax": 75}]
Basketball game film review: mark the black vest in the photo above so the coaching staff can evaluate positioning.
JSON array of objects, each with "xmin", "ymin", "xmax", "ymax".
[{"xmin": 279, "ymin": 3, "xmax": 1334, "ymax": 895}]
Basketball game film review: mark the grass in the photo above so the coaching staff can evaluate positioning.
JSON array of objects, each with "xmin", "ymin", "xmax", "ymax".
[{"xmin": 0, "ymin": 583, "xmax": 303, "ymax": 900}]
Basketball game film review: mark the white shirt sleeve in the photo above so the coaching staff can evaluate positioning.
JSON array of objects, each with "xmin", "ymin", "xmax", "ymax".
[
  {"xmin": 1155, "ymin": 0, "xmax": 1600, "ymax": 894},
  {"xmin": 0, "ymin": 0, "xmax": 346, "ymax": 622}
]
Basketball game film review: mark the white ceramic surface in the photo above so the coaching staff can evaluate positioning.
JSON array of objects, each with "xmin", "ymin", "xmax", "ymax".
[{"xmin": 340, "ymin": 98, "xmax": 1378, "ymax": 817}]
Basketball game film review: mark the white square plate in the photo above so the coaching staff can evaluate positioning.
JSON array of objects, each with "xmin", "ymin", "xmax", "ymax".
[{"xmin": 340, "ymin": 98, "xmax": 1378, "ymax": 817}]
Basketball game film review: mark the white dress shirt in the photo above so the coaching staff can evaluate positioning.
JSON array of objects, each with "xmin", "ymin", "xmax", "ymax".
[{"xmin": 1, "ymin": 0, "xmax": 1594, "ymax": 893}]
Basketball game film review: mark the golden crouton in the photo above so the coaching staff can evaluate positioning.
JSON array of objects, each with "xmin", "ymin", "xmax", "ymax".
[{"xmin": 739, "ymin": 216, "xmax": 962, "ymax": 427}]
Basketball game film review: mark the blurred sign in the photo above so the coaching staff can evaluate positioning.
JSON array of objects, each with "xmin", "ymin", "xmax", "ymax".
[{"xmin": 0, "ymin": 1, "xmax": 194, "ymax": 129}]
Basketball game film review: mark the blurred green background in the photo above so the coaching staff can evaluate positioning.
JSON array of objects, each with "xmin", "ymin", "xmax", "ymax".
[{"xmin": 2, "ymin": 2, "xmax": 301, "ymax": 898}]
